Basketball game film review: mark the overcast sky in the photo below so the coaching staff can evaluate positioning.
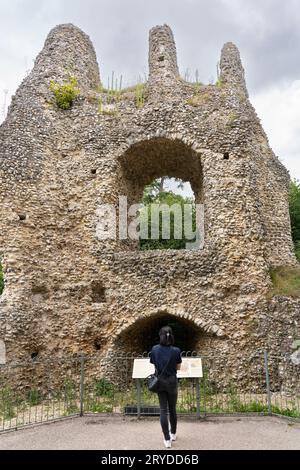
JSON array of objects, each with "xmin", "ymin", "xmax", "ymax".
[{"xmin": 0, "ymin": 0, "xmax": 299, "ymax": 180}]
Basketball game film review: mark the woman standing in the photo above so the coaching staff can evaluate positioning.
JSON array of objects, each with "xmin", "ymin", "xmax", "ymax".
[{"xmin": 150, "ymin": 326, "xmax": 182, "ymax": 448}]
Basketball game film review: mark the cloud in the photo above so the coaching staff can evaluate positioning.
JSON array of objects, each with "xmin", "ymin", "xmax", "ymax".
[
  {"xmin": 251, "ymin": 80, "xmax": 300, "ymax": 180},
  {"xmin": 1, "ymin": 0, "xmax": 299, "ymax": 91},
  {"xmin": 0, "ymin": 0, "xmax": 299, "ymax": 178}
]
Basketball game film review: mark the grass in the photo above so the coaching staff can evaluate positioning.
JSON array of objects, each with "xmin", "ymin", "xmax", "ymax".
[
  {"xmin": 96, "ymin": 79, "xmax": 145, "ymax": 113},
  {"xmin": 215, "ymin": 79, "xmax": 224, "ymax": 88},
  {"xmin": 1, "ymin": 380, "xmax": 300, "ymax": 424},
  {"xmin": 135, "ymin": 83, "xmax": 145, "ymax": 108},
  {"xmin": 27, "ymin": 388, "xmax": 43, "ymax": 407},
  {"xmin": 187, "ymin": 92, "xmax": 211, "ymax": 107},
  {"xmin": 85, "ymin": 400, "xmax": 114, "ymax": 413},
  {"xmin": 269, "ymin": 266, "xmax": 300, "ymax": 298},
  {"xmin": 203, "ymin": 386, "xmax": 300, "ymax": 417},
  {"xmin": 0, "ymin": 386, "xmax": 17, "ymax": 420},
  {"xmin": 226, "ymin": 112, "xmax": 238, "ymax": 128},
  {"xmin": 203, "ymin": 400, "xmax": 299, "ymax": 417}
]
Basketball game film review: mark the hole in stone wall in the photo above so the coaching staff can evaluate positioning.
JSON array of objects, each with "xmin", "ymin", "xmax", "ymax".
[
  {"xmin": 91, "ymin": 281, "xmax": 106, "ymax": 303},
  {"xmin": 223, "ymin": 152, "xmax": 230, "ymax": 160},
  {"xmin": 32, "ymin": 285, "xmax": 48, "ymax": 295},
  {"xmin": 118, "ymin": 313, "xmax": 202, "ymax": 356},
  {"xmin": 118, "ymin": 138, "xmax": 203, "ymax": 252},
  {"xmin": 140, "ymin": 177, "xmax": 196, "ymax": 251},
  {"xmin": 31, "ymin": 352, "xmax": 39, "ymax": 361},
  {"xmin": 19, "ymin": 214, "xmax": 27, "ymax": 221},
  {"xmin": 94, "ymin": 340, "xmax": 101, "ymax": 351},
  {"xmin": 91, "ymin": 169, "xmax": 97, "ymax": 175}
]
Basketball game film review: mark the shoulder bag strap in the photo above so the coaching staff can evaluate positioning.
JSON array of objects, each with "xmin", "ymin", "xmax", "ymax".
[{"xmin": 157, "ymin": 346, "xmax": 173, "ymax": 378}]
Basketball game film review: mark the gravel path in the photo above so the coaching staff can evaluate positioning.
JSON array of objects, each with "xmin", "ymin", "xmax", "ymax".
[{"xmin": 0, "ymin": 416, "xmax": 299, "ymax": 450}]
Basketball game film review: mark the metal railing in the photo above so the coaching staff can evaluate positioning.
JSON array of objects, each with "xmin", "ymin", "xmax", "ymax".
[{"xmin": 0, "ymin": 350, "xmax": 299, "ymax": 433}]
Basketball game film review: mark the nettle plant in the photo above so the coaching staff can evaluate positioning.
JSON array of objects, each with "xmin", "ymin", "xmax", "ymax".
[{"xmin": 50, "ymin": 76, "xmax": 80, "ymax": 110}]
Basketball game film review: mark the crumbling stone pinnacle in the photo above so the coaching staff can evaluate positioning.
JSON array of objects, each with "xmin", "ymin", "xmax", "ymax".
[
  {"xmin": 148, "ymin": 24, "xmax": 179, "ymax": 84},
  {"xmin": 220, "ymin": 42, "xmax": 249, "ymax": 98}
]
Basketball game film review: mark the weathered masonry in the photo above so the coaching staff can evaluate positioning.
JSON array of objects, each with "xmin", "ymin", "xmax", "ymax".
[{"xmin": 0, "ymin": 24, "xmax": 299, "ymax": 380}]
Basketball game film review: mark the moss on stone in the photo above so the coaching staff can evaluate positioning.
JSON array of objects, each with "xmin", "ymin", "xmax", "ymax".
[
  {"xmin": 269, "ymin": 266, "xmax": 300, "ymax": 298},
  {"xmin": 187, "ymin": 92, "xmax": 211, "ymax": 107}
]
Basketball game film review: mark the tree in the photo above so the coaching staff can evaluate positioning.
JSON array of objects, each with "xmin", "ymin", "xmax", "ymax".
[
  {"xmin": 289, "ymin": 180, "xmax": 300, "ymax": 262},
  {"xmin": 140, "ymin": 178, "xmax": 196, "ymax": 251}
]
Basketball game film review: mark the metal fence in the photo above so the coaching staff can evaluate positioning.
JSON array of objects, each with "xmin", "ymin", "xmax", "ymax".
[{"xmin": 0, "ymin": 351, "xmax": 299, "ymax": 433}]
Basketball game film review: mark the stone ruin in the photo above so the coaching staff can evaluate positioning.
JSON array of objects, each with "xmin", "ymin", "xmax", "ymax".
[{"xmin": 0, "ymin": 24, "xmax": 299, "ymax": 385}]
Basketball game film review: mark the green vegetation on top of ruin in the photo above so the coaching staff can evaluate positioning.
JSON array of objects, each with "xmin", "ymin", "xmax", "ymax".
[
  {"xmin": 269, "ymin": 266, "xmax": 300, "ymax": 298},
  {"xmin": 50, "ymin": 76, "xmax": 80, "ymax": 110},
  {"xmin": 135, "ymin": 83, "xmax": 145, "ymax": 108},
  {"xmin": 97, "ymin": 76, "xmax": 146, "ymax": 111},
  {"xmin": 187, "ymin": 91, "xmax": 211, "ymax": 107}
]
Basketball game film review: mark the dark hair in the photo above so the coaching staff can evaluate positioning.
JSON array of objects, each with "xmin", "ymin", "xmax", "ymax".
[{"xmin": 159, "ymin": 326, "xmax": 174, "ymax": 346}]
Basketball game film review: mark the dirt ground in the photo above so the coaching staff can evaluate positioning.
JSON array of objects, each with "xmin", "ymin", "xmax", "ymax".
[{"xmin": 0, "ymin": 415, "xmax": 300, "ymax": 450}]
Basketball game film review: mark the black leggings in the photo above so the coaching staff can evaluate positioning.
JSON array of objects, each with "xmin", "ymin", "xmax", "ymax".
[{"xmin": 157, "ymin": 390, "xmax": 178, "ymax": 441}]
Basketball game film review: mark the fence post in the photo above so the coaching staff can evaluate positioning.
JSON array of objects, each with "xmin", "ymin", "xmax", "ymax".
[
  {"xmin": 196, "ymin": 379, "xmax": 201, "ymax": 419},
  {"xmin": 264, "ymin": 350, "xmax": 272, "ymax": 416},
  {"xmin": 80, "ymin": 352, "xmax": 85, "ymax": 417},
  {"xmin": 137, "ymin": 379, "xmax": 141, "ymax": 419}
]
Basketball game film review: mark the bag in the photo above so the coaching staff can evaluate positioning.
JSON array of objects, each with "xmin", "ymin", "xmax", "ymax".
[
  {"xmin": 147, "ymin": 347, "xmax": 173, "ymax": 393},
  {"xmin": 147, "ymin": 373, "xmax": 160, "ymax": 393}
]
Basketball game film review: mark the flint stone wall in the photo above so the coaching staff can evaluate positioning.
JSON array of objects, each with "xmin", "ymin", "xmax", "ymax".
[{"xmin": 0, "ymin": 24, "xmax": 299, "ymax": 385}]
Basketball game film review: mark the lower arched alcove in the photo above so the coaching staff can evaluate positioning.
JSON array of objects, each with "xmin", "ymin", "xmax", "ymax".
[
  {"xmin": 99, "ymin": 312, "xmax": 227, "ymax": 388},
  {"xmin": 115, "ymin": 312, "xmax": 211, "ymax": 356}
]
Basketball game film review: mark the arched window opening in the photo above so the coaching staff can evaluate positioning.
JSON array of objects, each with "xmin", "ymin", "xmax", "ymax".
[
  {"xmin": 140, "ymin": 177, "xmax": 197, "ymax": 251},
  {"xmin": 118, "ymin": 138, "xmax": 204, "ymax": 252}
]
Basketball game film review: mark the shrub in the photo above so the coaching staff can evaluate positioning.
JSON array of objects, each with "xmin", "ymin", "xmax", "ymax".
[
  {"xmin": 50, "ymin": 76, "xmax": 80, "ymax": 110},
  {"xmin": 27, "ymin": 388, "xmax": 43, "ymax": 406},
  {"xmin": 289, "ymin": 180, "xmax": 300, "ymax": 261},
  {"xmin": 0, "ymin": 386, "xmax": 17, "ymax": 420},
  {"xmin": 95, "ymin": 378, "xmax": 115, "ymax": 398},
  {"xmin": 295, "ymin": 241, "xmax": 300, "ymax": 262}
]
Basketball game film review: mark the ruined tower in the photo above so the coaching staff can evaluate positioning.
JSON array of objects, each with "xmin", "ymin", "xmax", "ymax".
[{"xmin": 0, "ymin": 24, "xmax": 299, "ymax": 376}]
